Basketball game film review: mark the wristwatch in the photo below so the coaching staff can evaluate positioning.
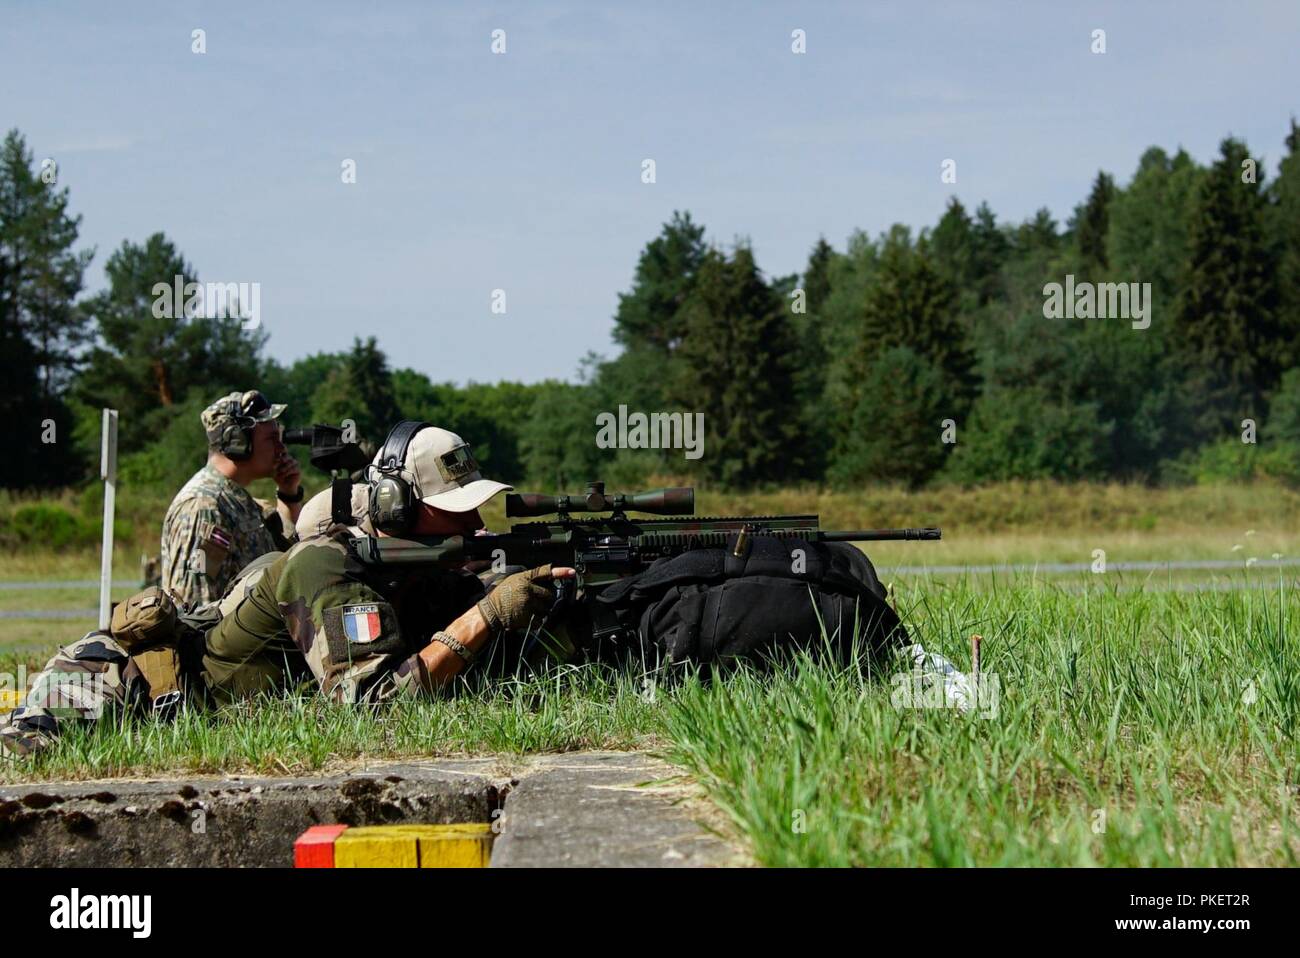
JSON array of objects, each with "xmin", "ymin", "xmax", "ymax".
[
  {"xmin": 276, "ymin": 485, "xmax": 304, "ymax": 504},
  {"xmin": 432, "ymin": 630, "xmax": 475, "ymax": 664}
]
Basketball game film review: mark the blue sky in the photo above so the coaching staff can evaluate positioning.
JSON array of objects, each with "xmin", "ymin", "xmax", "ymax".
[{"xmin": 3, "ymin": 1, "xmax": 1297, "ymax": 384}]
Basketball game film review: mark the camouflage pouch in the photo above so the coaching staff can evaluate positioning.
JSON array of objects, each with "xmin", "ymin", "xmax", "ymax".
[{"xmin": 110, "ymin": 586, "xmax": 180, "ymax": 654}]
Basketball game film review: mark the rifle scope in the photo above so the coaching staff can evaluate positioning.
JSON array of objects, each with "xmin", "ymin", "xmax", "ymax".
[{"xmin": 506, "ymin": 482, "xmax": 694, "ymax": 517}]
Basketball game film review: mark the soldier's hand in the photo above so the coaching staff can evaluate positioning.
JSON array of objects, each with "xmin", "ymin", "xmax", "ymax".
[
  {"xmin": 274, "ymin": 450, "xmax": 302, "ymax": 494},
  {"xmin": 477, "ymin": 564, "xmax": 575, "ymax": 635}
]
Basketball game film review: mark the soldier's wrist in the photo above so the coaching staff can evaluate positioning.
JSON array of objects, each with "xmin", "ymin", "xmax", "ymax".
[
  {"xmin": 476, "ymin": 598, "xmax": 503, "ymax": 634},
  {"xmin": 276, "ymin": 485, "xmax": 304, "ymax": 504},
  {"xmin": 431, "ymin": 630, "xmax": 475, "ymax": 664}
]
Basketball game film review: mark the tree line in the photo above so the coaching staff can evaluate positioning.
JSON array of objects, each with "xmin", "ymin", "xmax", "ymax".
[{"xmin": 4, "ymin": 122, "xmax": 1300, "ymax": 493}]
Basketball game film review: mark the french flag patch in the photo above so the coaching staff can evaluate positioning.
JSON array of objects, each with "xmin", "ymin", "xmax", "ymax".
[{"xmin": 342, "ymin": 604, "xmax": 382, "ymax": 643}]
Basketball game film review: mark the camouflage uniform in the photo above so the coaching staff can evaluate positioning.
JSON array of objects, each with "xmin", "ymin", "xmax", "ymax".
[
  {"xmin": 160, "ymin": 464, "xmax": 285, "ymax": 608},
  {"xmin": 0, "ymin": 527, "xmax": 492, "ymax": 757},
  {"xmin": 158, "ymin": 390, "xmax": 295, "ymax": 608},
  {"xmin": 0, "ymin": 632, "xmax": 143, "ymax": 757}
]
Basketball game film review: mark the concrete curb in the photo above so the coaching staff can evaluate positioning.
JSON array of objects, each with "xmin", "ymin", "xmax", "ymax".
[
  {"xmin": 0, "ymin": 751, "xmax": 747, "ymax": 867},
  {"xmin": 490, "ymin": 751, "xmax": 746, "ymax": 867}
]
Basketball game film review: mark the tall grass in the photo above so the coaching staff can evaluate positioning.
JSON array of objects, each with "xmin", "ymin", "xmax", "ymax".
[
  {"xmin": 4, "ymin": 572, "xmax": 1297, "ymax": 866},
  {"xmin": 662, "ymin": 574, "xmax": 1300, "ymax": 866}
]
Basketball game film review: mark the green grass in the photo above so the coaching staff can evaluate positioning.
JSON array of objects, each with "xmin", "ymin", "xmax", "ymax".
[
  {"xmin": 3, "ymin": 571, "xmax": 1297, "ymax": 866},
  {"xmin": 664, "ymin": 573, "xmax": 1300, "ymax": 866},
  {"xmin": 0, "ymin": 665, "xmax": 666, "ymax": 781}
]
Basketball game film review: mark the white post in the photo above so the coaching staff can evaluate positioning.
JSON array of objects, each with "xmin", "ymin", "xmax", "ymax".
[{"xmin": 99, "ymin": 409, "xmax": 118, "ymax": 631}]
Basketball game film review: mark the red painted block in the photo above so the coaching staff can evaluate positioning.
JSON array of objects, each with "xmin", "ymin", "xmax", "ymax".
[{"xmin": 294, "ymin": 824, "xmax": 349, "ymax": 868}]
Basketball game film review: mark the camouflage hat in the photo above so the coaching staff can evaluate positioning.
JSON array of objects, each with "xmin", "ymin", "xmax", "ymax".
[{"xmin": 201, "ymin": 390, "xmax": 286, "ymax": 443}]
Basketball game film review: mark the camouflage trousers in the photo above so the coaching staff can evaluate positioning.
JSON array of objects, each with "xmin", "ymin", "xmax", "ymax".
[
  {"xmin": 0, "ymin": 569, "xmax": 562, "ymax": 760},
  {"xmin": 0, "ymin": 631, "xmax": 145, "ymax": 759}
]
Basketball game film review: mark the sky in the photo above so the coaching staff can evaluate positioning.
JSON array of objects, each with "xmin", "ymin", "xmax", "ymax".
[{"xmin": 3, "ymin": 0, "xmax": 1298, "ymax": 384}]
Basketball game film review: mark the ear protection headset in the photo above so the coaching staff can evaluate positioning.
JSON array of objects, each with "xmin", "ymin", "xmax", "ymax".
[
  {"xmin": 367, "ymin": 420, "xmax": 431, "ymax": 535},
  {"xmin": 214, "ymin": 391, "xmax": 276, "ymax": 461},
  {"xmin": 216, "ymin": 398, "xmax": 257, "ymax": 461}
]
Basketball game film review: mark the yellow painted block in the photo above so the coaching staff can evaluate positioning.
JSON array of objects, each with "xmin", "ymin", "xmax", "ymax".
[{"xmin": 333, "ymin": 824, "xmax": 495, "ymax": 868}]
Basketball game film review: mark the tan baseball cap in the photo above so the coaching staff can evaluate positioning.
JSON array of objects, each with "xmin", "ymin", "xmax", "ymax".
[{"xmin": 375, "ymin": 426, "xmax": 512, "ymax": 513}]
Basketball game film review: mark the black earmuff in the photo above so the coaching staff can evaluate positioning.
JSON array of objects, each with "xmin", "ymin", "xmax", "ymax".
[
  {"xmin": 367, "ymin": 420, "xmax": 431, "ymax": 535},
  {"xmin": 218, "ymin": 400, "xmax": 255, "ymax": 461}
]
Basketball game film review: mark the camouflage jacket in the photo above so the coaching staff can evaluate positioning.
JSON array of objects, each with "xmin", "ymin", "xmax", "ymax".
[
  {"xmin": 199, "ymin": 527, "xmax": 486, "ymax": 704},
  {"xmin": 161, "ymin": 464, "xmax": 289, "ymax": 608}
]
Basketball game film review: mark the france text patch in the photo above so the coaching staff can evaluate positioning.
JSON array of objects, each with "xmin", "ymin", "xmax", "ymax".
[
  {"xmin": 343, "ymin": 604, "xmax": 383, "ymax": 643},
  {"xmin": 322, "ymin": 600, "xmax": 404, "ymax": 661}
]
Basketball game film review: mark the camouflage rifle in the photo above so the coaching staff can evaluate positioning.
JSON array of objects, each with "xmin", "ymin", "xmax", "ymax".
[{"xmin": 351, "ymin": 481, "xmax": 940, "ymax": 643}]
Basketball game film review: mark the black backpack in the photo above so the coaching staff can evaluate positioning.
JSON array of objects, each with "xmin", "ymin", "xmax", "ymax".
[{"xmin": 591, "ymin": 534, "xmax": 906, "ymax": 672}]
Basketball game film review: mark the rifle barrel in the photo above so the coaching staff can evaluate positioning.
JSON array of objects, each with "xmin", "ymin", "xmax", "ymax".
[{"xmin": 821, "ymin": 527, "xmax": 941, "ymax": 542}]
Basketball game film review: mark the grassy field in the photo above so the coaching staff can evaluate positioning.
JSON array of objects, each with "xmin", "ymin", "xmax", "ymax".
[
  {"xmin": 2, "ymin": 480, "xmax": 1298, "ymax": 866},
  {"xmin": 6, "ymin": 478, "xmax": 1300, "ymax": 564},
  {"xmin": 2, "ymin": 571, "xmax": 1296, "ymax": 866}
]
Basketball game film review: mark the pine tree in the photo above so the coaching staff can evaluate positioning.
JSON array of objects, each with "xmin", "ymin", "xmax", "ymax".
[
  {"xmin": 1017, "ymin": 208, "xmax": 1060, "ymax": 255},
  {"xmin": 786, "ymin": 237, "xmax": 839, "ymax": 470},
  {"xmin": 1107, "ymin": 147, "xmax": 1202, "ymax": 303},
  {"xmin": 830, "ymin": 347, "xmax": 947, "ymax": 487},
  {"xmin": 0, "ymin": 129, "xmax": 93, "ymax": 486},
  {"xmin": 673, "ymin": 246, "xmax": 803, "ymax": 485},
  {"xmin": 929, "ymin": 197, "xmax": 976, "ymax": 293},
  {"xmin": 311, "ymin": 337, "xmax": 400, "ymax": 447},
  {"xmin": 0, "ymin": 250, "xmax": 47, "ymax": 485},
  {"xmin": 969, "ymin": 202, "xmax": 1009, "ymax": 305},
  {"xmin": 802, "ymin": 237, "xmax": 834, "ymax": 316},
  {"xmin": 1173, "ymin": 137, "xmax": 1282, "ymax": 440},
  {"xmin": 1075, "ymin": 171, "xmax": 1116, "ymax": 274},
  {"xmin": 76, "ymin": 233, "xmax": 267, "ymax": 453},
  {"xmin": 1271, "ymin": 118, "xmax": 1300, "ymax": 372},
  {"xmin": 611, "ymin": 210, "xmax": 707, "ymax": 353},
  {"xmin": 593, "ymin": 211, "xmax": 710, "ymax": 420},
  {"xmin": 848, "ymin": 227, "xmax": 978, "ymax": 418},
  {"xmin": 0, "ymin": 129, "xmax": 93, "ymax": 401}
]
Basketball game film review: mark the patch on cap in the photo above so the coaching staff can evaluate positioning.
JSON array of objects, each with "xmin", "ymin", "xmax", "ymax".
[{"xmin": 436, "ymin": 444, "xmax": 479, "ymax": 484}]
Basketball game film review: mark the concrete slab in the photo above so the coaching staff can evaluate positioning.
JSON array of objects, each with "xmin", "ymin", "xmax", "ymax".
[
  {"xmin": 0, "ymin": 758, "xmax": 514, "ymax": 867},
  {"xmin": 0, "ymin": 751, "xmax": 748, "ymax": 867},
  {"xmin": 490, "ymin": 751, "xmax": 748, "ymax": 867}
]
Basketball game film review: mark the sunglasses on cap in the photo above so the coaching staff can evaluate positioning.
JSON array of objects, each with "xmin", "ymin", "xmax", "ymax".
[{"xmin": 239, "ymin": 390, "xmax": 272, "ymax": 417}]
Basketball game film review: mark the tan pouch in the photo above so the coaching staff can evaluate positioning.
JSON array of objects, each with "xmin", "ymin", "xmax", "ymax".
[
  {"xmin": 111, "ymin": 586, "xmax": 179, "ymax": 653},
  {"xmin": 132, "ymin": 647, "xmax": 184, "ymax": 714}
]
